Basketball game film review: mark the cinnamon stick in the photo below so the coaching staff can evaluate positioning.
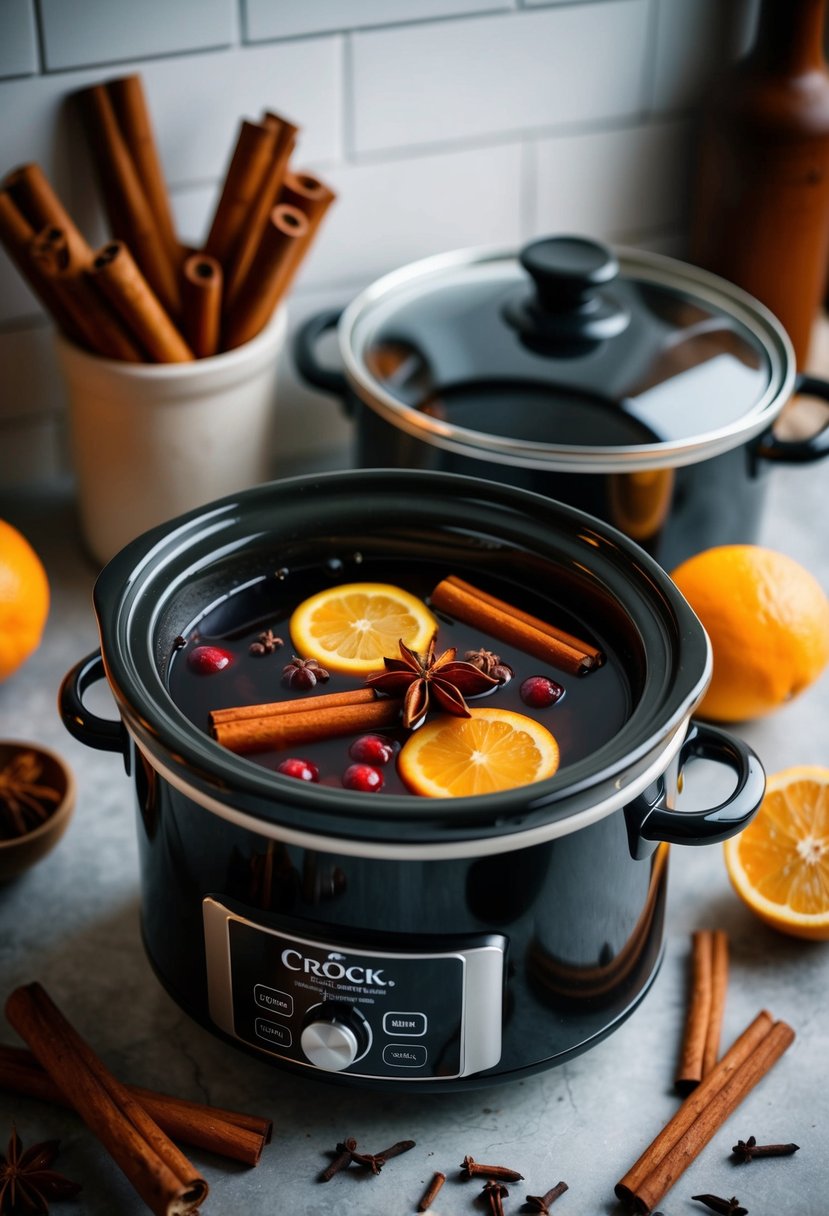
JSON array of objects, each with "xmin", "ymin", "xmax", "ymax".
[
  {"xmin": 270, "ymin": 168, "xmax": 336, "ymax": 298},
  {"xmin": 77, "ymin": 83, "xmax": 182, "ymax": 318},
  {"xmin": 0, "ymin": 194, "xmax": 86, "ymax": 341},
  {"xmin": 3, "ymin": 162, "xmax": 91, "ymax": 266},
  {"xmin": 204, "ymin": 118, "xmax": 279, "ymax": 269},
  {"xmin": 430, "ymin": 575, "xmax": 604, "ymax": 676},
  {"xmin": 702, "ymin": 930, "xmax": 729, "ymax": 1078},
  {"xmin": 213, "ymin": 696, "xmax": 400, "ymax": 754},
  {"xmin": 675, "ymin": 931, "xmax": 713, "ymax": 1094},
  {"xmin": 222, "ymin": 202, "xmax": 309, "ymax": 350},
  {"xmin": 615, "ymin": 1010, "xmax": 794, "ymax": 1214},
  {"xmin": 89, "ymin": 241, "xmax": 194, "ymax": 362},
  {"xmin": 0, "ymin": 1043, "xmax": 271, "ymax": 1167},
  {"xmin": 210, "ymin": 686, "xmax": 376, "ymax": 726},
  {"xmin": 6, "ymin": 982, "xmax": 208, "ymax": 1216},
  {"xmin": 224, "ymin": 111, "xmax": 297, "ymax": 307},
  {"xmin": 181, "ymin": 253, "xmax": 222, "ymax": 357},
  {"xmin": 31, "ymin": 227, "xmax": 145, "ymax": 361},
  {"xmin": 107, "ymin": 75, "xmax": 181, "ymax": 273}
]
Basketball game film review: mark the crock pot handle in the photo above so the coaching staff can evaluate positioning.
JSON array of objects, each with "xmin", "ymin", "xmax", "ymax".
[
  {"xmin": 756, "ymin": 374, "xmax": 829, "ymax": 463},
  {"xmin": 59, "ymin": 651, "xmax": 127, "ymax": 756},
  {"xmin": 293, "ymin": 308, "xmax": 350, "ymax": 404},
  {"xmin": 633, "ymin": 722, "xmax": 765, "ymax": 847}
]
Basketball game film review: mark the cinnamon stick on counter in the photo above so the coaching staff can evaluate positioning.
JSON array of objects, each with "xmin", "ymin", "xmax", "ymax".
[
  {"xmin": 181, "ymin": 254, "xmax": 222, "ymax": 358},
  {"xmin": 78, "ymin": 83, "xmax": 182, "ymax": 318},
  {"xmin": 0, "ymin": 1044, "xmax": 271, "ymax": 1167},
  {"xmin": 107, "ymin": 74, "xmax": 181, "ymax": 273},
  {"xmin": 222, "ymin": 202, "xmax": 308, "ymax": 351},
  {"xmin": 675, "ymin": 930, "xmax": 729, "ymax": 1093},
  {"xmin": 430, "ymin": 575, "xmax": 605, "ymax": 676},
  {"xmin": 6, "ymin": 982, "xmax": 208, "ymax": 1216},
  {"xmin": 615, "ymin": 1010, "xmax": 795, "ymax": 1215},
  {"xmin": 204, "ymin": 118, "xmax": 279, "ymax": 270},
  {"xmin": 212, "ymin": 693, "xmax": 399, "ymax": 754},
  {"xmin": 89, "ymin": 241, "xmax": 194, "ymax": 362}
]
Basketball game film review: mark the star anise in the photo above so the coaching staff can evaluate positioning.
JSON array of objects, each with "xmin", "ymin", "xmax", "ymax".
[
  {"xmin": 249, "ymin": 628, "xmax": 284, "ymax": 656},
  {"xmin": 464, "ymin": 647, "xmax": 514, "ymax": 684},
  {"xmin": 0, "ymin": 753, "xmax": 61, "ymax": 840},
  {"xmin": 0, "ymin": 1128, "xmax": 81, "ymax": 1214},
  {"xmin": 282, "ymin": 656, "xmax": 330, "ymax": 690},
  {"xmin": 366, "ymin": 636, "xmax": 498, "ymax": 729}
]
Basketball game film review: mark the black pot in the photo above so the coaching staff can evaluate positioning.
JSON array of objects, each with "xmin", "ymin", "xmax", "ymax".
[
  {"xmin": 60, "ymin": 471, "xmax": 764, "ymax": 1090},
  {"xmin": 295, "ymin": 238, "xmax": 829, "ymax": 570}
]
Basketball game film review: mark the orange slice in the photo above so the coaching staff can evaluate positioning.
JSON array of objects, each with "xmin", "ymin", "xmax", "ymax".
[
  {"xmin": 723, "ymin": 766, "xmax": 829, "ymax": 940},
  {"xmin": 398, "ymin": 708, "xmax": 559, "ymax": 798},
  {"xmin": 289, "ymin": 582, "xmax": 437, "ymax": 675}
]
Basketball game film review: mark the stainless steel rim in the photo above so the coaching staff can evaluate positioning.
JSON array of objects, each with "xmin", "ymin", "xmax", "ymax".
[{"xmin": 339, "ymin": 244, "xmax": 796, "ymax": 473}]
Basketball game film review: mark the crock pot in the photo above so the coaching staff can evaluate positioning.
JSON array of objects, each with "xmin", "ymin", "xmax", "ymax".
[
  {"xmin": 294, "ymin": 237, "xmax": 829, "ymax": 570},
  {"xmin": 60, "ymin": 471, "xmax": 764, "ymax": 1090}
]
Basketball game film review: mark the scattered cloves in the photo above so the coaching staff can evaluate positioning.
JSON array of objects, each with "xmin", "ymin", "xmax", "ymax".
[
  {"xmin": 319, "ymin": 1136, "xmax": 357, "ymax": 1182},
  {"xmin": 351, "ymin": 1138, "xmax": 416, "ymax": 1174},
  {"xmin": 523, "ymin": 1179, "xmax": 569, "ymax": 1211},
  {"xmin": 461, "ymin": 1154, "xmax": 524, "ymax": 1182},
  {"xmin": 249, "ymin": 628, "xmax": 284, "ymax": 656},
  {"xmin": 731, "ymin": 1135, "xmax": 800, "ymax": 1163},
  {"xmin": 418, "ymin": 1170, "xmax": 446, "ymax": 1211},
  {"xmin": 482, "ymin": 1179, "xmax": 509, "ymax": 1216},
  {"xmin": 692, "ymin": 1193, "xmax": 748, "ymax": 1216}
]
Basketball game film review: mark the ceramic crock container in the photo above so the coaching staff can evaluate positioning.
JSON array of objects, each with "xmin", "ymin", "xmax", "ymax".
[
  {"xmin": 60, "ymin": 471, "xmax": 764, "ymax": 1090},
  {"xmin": 295, "ymin": 237, "xmax": 829, "ymax": 570}
]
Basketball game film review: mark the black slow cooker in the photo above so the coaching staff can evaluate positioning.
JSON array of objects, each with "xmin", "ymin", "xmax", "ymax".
[
  {"xmin": 295, "ymin": 237, "xmax": 829, "ymax": 570},
  {"xmin": 60, "ymin": 471, "xmax": 764, "ymax": 1090}
]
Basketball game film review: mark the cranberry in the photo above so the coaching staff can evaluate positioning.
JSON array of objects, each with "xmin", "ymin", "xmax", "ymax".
[
  {"xmin": 349, "ymin": 734, "xmax": 395, "ymax": 765},
  {"xmin": 342, "ymin": 763, "xmax": 384, "ymax": 793},
  {"xmin": 520, "ymin": 675, "xmax": 565, "ymax": 708},
  {"xmin": 187, "ymin": 644, "xmax": 233, "ymax": 674},
  {"xmin": 276, "ymin": 757, "xmax": 320, "ymax": 783}
]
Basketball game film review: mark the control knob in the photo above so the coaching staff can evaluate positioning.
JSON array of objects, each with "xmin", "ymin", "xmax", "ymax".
[{"xmin": 300, "ymin": 1002, "xmax": 370, "ymax": 1072}]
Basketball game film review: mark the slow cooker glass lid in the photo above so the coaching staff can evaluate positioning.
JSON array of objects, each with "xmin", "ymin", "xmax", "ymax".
[{"xmin": 351, "ymin": 240, "xmax": 772, "ymax": 448}]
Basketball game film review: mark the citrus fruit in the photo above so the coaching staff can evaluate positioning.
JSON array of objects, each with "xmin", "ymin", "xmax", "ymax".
[
  {"xmin": 0, "ymin": 519, "xmax": 50, "ymax": 682},
  {"xmin": 724, "ymin": 766, "xmax": 829, "ymax": 940},
  {"xmin": 398, "ymin": 707, "xmax": 559, "ymax": 798},
  {"xmin": 289, "ymin": 582, "xmax": 437, "ymax": 675},
  {"xmin": 671, "ymin": 545, "xmax": 829, "ymax": 721}
]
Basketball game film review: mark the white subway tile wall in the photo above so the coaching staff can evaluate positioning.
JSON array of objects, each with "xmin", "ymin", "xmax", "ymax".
[{"xmin": 0, "ymin": 0, "xmax": 758, "ymax": 488}]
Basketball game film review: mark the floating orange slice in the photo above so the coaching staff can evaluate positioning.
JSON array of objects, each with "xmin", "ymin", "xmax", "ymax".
[
  {"xmin": 289, "ymin": 582, "xmax": 437, "ymax": 675},
  {"xmin": 723, "ymin": 766, "xmax": 829, "ymax": 940},
  {"xmin": 398, "ymin": 708, "xmax": 560, "ymax": 798}
]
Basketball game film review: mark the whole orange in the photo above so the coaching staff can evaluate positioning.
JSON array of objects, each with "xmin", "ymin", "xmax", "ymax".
[
  {"xmin": 0, "ymin": 520, "xmax": 50, "ymax": 682},
  {"xmin": 671, "ymin": 545, "xmax": 829, "ymax": 722}
]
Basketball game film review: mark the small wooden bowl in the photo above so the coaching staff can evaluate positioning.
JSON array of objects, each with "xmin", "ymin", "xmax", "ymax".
[{"xmin": 0, "ymin": 741, "xmax": 75, "ymax": 882}]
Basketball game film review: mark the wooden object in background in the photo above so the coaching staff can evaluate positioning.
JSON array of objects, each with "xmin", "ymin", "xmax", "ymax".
[{"xmin": 690, "ymin": 0, "xmax": 829, "ymax": 367}]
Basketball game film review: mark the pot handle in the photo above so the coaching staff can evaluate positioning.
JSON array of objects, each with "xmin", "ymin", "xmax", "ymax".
[
  {"xmin": 756, "ymin": 374, "xmax": 829, "ymax": 463},
  {"xmin": 59, "ymin": 650, "xmax": 128, "ymax": 757},
  {"xmin": 628, "ymin": 721, "xmax": 765, "ymax": 851},
  {"xmin": 294, "ymin": 308, "xmax": 350, "ymax": 404}
]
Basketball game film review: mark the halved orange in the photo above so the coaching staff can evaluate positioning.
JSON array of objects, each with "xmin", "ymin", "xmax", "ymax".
[
  {"xmin": 398, "ymin": 707, "xmax": 559, "ymax": 798},
  {"xmin": 289, "ymin": 582, "xmax": 437, "ymax": 675},
  {"xmin": 723, "ymin": 766, "xmax": 829, "ymax": 940}
]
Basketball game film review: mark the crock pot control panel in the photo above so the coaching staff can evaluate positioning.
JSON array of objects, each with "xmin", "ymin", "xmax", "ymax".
[{"xmin": 203, "ymin": 897, "xmax": 506, "ymax": 1080}]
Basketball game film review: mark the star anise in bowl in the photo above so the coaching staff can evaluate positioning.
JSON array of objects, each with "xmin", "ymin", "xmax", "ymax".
[
  {"xmin": 366, "ymin": 637, "xmax": 498, "ymax": 729},
  {"xmin": 0, "ymin": 743, "xmax": 75, "ymax": 882},
  {"xmin": 0, "ymin": 1128, "xmax": 81, "ymax": 1214}
]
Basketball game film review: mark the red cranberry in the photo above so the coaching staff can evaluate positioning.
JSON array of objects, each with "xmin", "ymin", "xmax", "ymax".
[
  {"xmin": 349, "ymin": 734, "xmax": 395, "ymax": 765},
  {"xmin": 276, "ymin": 757, "xmax": 320, "ymax": 783},
  {"xmin": 187, "ymin": 644, "xmax": 233, "ymax": 674},
  {"xmin": 342, "ymin": 763, "xmax": 384, "ymax": 793},
  {"xmin": 520, "ymin": 675, "xmax": 565, "ymax": 708}
]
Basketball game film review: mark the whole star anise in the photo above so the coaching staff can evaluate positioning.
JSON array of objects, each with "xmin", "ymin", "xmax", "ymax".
[
  {"xmin": 0, "ymin": 1128, "xmax": 81, "ymax": 1214},
  {"xmin": 0, "ymin": 753, "xmax": 61, "ymax": 840},
  {"xmin": 282, "ymin": 656, "xmax": 330, "ymax": 690},
  {"xmin": 249, "ymin": 628, "xmax": 284, "ymax": 656},
  {"xmin": 366, "ymin": 637, "xmax": 497, "ymax": 728}
]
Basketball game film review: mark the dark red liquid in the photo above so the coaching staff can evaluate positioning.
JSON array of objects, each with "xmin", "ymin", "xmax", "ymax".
[{"xmin": 167, "ymin": 555, "xmax": 630, "ymax": 797}]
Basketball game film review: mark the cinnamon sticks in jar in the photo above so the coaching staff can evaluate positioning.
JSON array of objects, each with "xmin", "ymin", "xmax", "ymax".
[{"xmin": 0, "ymin": 74, "xmax": 335, "ymax": 363}]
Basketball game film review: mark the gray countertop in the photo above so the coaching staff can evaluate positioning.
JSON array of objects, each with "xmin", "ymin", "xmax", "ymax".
[{"xmin": 0, "ymin": 451, "xmax": 827, "ymax": 1216}]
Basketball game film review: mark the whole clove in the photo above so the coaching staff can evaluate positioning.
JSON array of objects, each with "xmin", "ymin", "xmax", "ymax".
[
  {"xmin": 524, "ymin": 1179, "xmax": 569, "ymax": 1211},
  {"xmin": 482, "ymin": 1179, "xmax": 509, "ymax": 1216},
  {"xmin": 461, "ymin": 1154, "xmax": 524, "ymax": 1182},
  {"xmin": 351, "ymin": 1138, "xmax": 416, "ymax": 1174},
  {"xmin": 731, "ymin": 1135, "xmax": 800, "ymax": 1163},
  {"xmin": 418, "ymin": 1170, "xmax": 446, "ymax": 1211},
  {"xmin": 319, "ymin": 1136, "xmax": 357, "ymax": 1182},
  {"xmin": 692, "ymin": 1194, "xmax": 748, "ymax": 1216}
]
